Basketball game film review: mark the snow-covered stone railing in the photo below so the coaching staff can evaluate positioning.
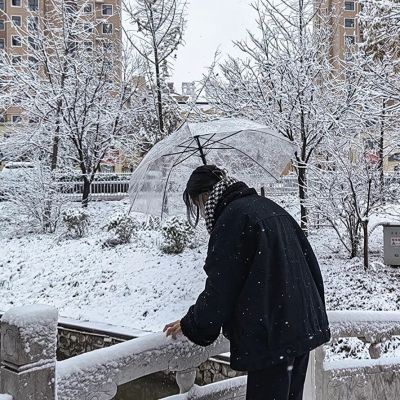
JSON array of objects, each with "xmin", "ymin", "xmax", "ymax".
[
  {"xmin": 1, "ymin": 306, "xmax": 400, "ymax": 400},
  {"xmin": 313, "ymin": 310, "xmax": 400, "ymax": 400}
]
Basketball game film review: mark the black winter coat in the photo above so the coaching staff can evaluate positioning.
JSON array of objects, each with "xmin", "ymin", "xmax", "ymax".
[{"xmin": 180, "ymin": 182, "xmax": 331, "ymax": 372}]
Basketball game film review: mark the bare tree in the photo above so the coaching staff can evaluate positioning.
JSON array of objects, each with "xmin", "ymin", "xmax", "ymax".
[
  {"xmin": 205, "ymin": 0, "xmax": 358, "ymax": 232},
  {"xmin": 308, "ymin": 118, "xmax": 399, "ymax": 269},
  {"xmin": 123, "ymin": 0, "xmax": 187, "ymax": 140},
  {"xmin": 0, "ymin": 0, "xmax": 147, "ymax": 206}
]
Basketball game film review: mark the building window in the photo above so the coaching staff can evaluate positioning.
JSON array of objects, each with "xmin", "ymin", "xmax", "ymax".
[
  {"xmin": 345, "ymin": 18, "xmax": 355, "ymax": 28},
  {"xmin": 28, "ymin": 36, "xmax": 39, "ymax": 50},
  {"xmin": 0, "ymin": 19, "xmax": 4, "ymax": 31},
  {"xmin": 345, "ymin": 1, "xmax": 355, "ymax": 11},
  {"xmin": 102, "ymin": 5, "xmax": 113, "ymax": 16},
  {"xmin": 0, "ymin": 38, "xmax": 4, "ymax": 49},
  {"xmin": 11, "ymin": 0, "xmax": 21, "ymax": 6},
  {"xmin": 345, "ymin": 51, "xmax": 354, "ymax": 61},
  {"xmin": 103, "ymin": 41, "xmax": 113, "ymax": 52},
  {"xmin": 0, "ymin": 115, "xmax": 5, "ymax": 123},
  {"xmin": 84, "ymin": 40, "xmax": 93, "ymax": 51},
  {"xmin": 102, "ymin": 23, "xmax": 113, "ymax": 34},
  {"xmin": 345, "ymin": 35, "xmax": 355, "ymax": 46},
  {"xmin": 28, "ymin": 0, "xmax": 39, "ymax": 11},
  {"xmin": 12, "ymin": 55, "xmax": 22, "ymax": 64},
  {"xmin": 28, "ymin": 56, "xmax": 39, "ymax": 69},
  {"xmin": 0, "ymin": 0, "xmax": 4, "ymax": 11},
  {"xmin": 84, "ymin": 23, "xmax": 93, "ymax": 33},
  {"xmin": 104, "ymin": 60, "xmax": 113, "ymax": 72},
  {"xmin": 12, "ymin": 115, "xmax": 22, "ymax": 124},
  {"xmin": 28, "ymin": 16, "xmax": 39, "ymax": 32},
  {"xmin": 11, "ymin": 35, "xmax": 22, "ymax": 47},
  {"xmin": 12, "ymin": 16, "xmax": 22, "ymax": 27},
  {"xmin": 83, "ymin": 3, "xmax": 92, "ymax": 13}
]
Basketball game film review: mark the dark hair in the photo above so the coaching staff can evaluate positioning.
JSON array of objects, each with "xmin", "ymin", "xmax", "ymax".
[{"xmin": 183, "ymin": 165, "xmax": 226, "ymax": 227}]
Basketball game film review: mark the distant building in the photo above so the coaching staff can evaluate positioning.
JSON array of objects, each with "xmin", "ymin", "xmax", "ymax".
[
  {"xmin": 316, "ymin": 0, "xmax": 362, "ymax": 70},
  {"xmin": 0, "ymin": 0, "xmax": 122, "ymax": 124},
  {"xmin": 181, "ymin": 81, "xmax": 196, "ymax": 99}
]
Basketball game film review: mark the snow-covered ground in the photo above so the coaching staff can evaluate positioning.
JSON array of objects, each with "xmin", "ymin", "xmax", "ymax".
[{"xmin": 0, "ymin": 197, "xmax": 399, "ymax": 336}]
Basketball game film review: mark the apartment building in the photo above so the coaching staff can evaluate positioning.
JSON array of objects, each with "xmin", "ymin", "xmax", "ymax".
[{"xmin": 0, "ymin": 0, "xmax": 122, "ymax": 125}]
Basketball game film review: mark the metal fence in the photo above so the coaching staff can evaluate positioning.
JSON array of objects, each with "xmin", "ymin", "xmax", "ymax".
[{"xmin": 58, "ymin": 173, "xmax": 131, "ymax": 201}]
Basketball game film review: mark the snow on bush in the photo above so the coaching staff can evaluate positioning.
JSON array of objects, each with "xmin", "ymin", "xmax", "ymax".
[
  {"xmin": 1, "ymin": 163, "xmax": 65, "ymax": 233},
  {"xmin": 143, "ymin": 215, "xmax": 161, "ymax": 231},
  {"xmin": 62, "ymin": 208, "xmax": 90, "ymax": 238},
  {"xmin": 161, "ymin": 216, "xmax": 194, "ymax": 254},
  {"xmin": 105, "ymin": 213, "xmax": 137, "ymax": 246}
]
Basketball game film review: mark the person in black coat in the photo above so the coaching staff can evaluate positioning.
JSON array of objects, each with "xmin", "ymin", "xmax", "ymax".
[{"xmin": 164, "ymin": 165, "xmax": 330, "ymax": 400}]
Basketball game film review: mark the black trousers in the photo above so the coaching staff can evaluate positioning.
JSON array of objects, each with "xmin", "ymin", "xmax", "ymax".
[{"xmin": 246, "ymin": 353, "xmax": 310, "ymax": 400}]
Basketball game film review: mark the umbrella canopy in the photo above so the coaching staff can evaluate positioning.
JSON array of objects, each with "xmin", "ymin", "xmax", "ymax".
[{"xmin": 128, "ymin": 118, "xmax": 296, "ymax": 217}]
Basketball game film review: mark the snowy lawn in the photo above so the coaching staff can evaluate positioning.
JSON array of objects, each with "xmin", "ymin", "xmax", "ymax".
[{"xmin": 0, "ymin": 198, "xmax": 399, "ymax": 339}]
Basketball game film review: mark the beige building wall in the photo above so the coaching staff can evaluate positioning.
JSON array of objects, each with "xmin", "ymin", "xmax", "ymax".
[{"xmin": 0, "ymin": 0, "xmax": 122, "ymax": 125}]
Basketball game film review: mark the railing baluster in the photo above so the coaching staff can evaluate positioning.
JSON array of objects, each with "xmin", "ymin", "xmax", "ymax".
[{"xmin": 176, "ymin": 368, "xmax": 197, "ymax": 394}]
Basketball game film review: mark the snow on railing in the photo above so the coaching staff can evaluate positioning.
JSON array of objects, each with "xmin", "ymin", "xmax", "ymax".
[
  {"xmin": 56, "ymin": 333, "xmax": 229, "ymax": 400},
  {"xmin": 1, "ymin": 307, "xmax": 400, "ymax": 400}
]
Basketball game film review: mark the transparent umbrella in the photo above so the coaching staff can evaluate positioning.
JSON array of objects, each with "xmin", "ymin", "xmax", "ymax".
[{"xmin": 128, "ymin": 118, "xmax": 296, "ymax": 218}]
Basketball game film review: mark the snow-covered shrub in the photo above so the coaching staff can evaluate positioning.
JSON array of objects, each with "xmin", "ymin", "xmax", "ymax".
[
  {"xmin": 106, "ymin": 213, "xmax": 137, "ymax": 245},
  {"xmin": 143, "ymin": 215, "xmax": 161, "ymax": 231},
  {"xmin": 1, "ymin": 163, "xmax": 65, "ymax": 233},
  {"xmin": 62, "ymin": 208, "xmax": 90, "ymax": 238},
  {"xmin": 161, "ymin": 216, "xmax": 194, "ymax": 254}
]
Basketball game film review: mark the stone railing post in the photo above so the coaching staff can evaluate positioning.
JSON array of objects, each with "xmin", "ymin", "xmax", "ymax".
[
  {"xmin": 176, "ymin": 368, "xmax": 196, "ymax": 394},
  {"xmin": 0, "ymin": 305, "xmax": 58, "ymax": 400}
]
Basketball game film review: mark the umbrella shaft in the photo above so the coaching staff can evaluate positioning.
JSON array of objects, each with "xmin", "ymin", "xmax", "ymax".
[{"xmin": 195, "ymin": 136, "xmax": 207, "ymax": 165}]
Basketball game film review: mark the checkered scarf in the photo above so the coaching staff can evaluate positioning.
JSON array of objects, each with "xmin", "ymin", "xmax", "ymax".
[{"xmin": 204, "ymin": 176, "xmax": 238, "ymax": 234}]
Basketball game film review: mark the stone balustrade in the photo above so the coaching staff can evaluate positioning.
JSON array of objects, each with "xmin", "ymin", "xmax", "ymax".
[{"xmin": 1, "ymin": 307, "xmax": 400, "ymax": 400}]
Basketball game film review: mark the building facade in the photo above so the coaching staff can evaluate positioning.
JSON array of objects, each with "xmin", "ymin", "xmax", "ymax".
[{"xmin": 0, "ymin": 0, "xmax": 122, "ymax": 125}]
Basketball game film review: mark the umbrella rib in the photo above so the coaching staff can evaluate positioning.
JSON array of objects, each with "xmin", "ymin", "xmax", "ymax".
[
  {"xmin": 172, "ymin": 148, "xmax": 203, "ymax": 167},
  {"xmin": 204, "ymin": 138, "xmax": 280, "ymax": 182},
  {"xmin": 160, "ymin": 140, "xmax": 200, "ymax": 219}
]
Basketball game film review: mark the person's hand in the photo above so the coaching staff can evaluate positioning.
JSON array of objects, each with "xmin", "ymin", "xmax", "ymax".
[{"xmin": 163, "ymin": 320, "xmax": 182, "ymax": 339}]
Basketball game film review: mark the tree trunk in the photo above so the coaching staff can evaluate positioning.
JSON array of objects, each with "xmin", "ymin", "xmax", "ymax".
[
  {"xmin": 82, "ymin": 177, "xmax": 91, "ymax": 208},
  {"xmin": 154, "ymin": 54, "xmax": 164, "ymax": 139},
  {"xmin": 51, "ymin": 134, "xmax": 59, "ymax": 171},
  {"xmin": 297, "ymin": 163, "xmax": 308, "ymax": 234},
  {"xmin": 379, "ymin": 100, "xmax": 386, "ymax": 200},
  {"xmin": 362, "ymin": 220, "xmax": 369, "ymax": 270}
]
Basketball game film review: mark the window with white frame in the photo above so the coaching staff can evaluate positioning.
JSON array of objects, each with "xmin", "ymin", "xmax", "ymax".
[
  {"xmin": 28, "ymin": 36, "xmax": 38, "ymax": 50},
  {"xmin": 103, "ymin": 41, "xmax": 113, "ymax": 52},
  {"xmin": 28, "ymin": 16, "xmax": 39, "ymax": 32},
  {"xmin": 345, "ymin": 1, "xmax": 355, "ymax": 11},
  {"xmin": 84, "ymin": 23, "xmax": 93, "ymax": 33},
  {"xmin": 28, "ymin": 56, "xmax": 39, "ymax": 69},
  {"xmin": 12, "ymin": 55, "xmax": 22, "ymax": 64},
  {"xmin": 28, "ymin": 0, "xmax": 39, "ymax": 11},
  {"xmin": 0, "ymin": 19, "xmax": 4, "ymax": 31},
  {"xmin": 0, "ymin": 38, "xmax": 4, "ymax": 49},
  {"xmin": 12, "ymin": 115, "xmax": 22, "ymax": 123},
  {"xmin": 84, "ymin": 3, "xmax": 93, "ymax": 13},
  {"xmin": 345, "ymin": 18, "xmax": 355, "ymax": 28},
  {"xmin": 104, "ymin": 60, "xmax": 113, "ymax": 72},
  {"xmin": 345, "ymin": 35, "xmax": 355, "ymax": 46},
  {"xmin": 84, "ymin": 40, "xmax": 93, "ymax": 51},
  {"xmin": 11, "ymin": 0, "xmax": 21, "ymax": 6},
  {"xmin": 0, "ymin": 0, "xmax": 4, "ymax": 11},
  {"xmin": 102, "ymin": 23, "xmax": 113, "ymax": 34},
  {"xmin": 12, "ymin": 16, "xmax": 22, "ymax": 27},
  {"xmin": 102, "ymin": 4, "xmax": 113, "ymax": 16},
  {"xmin": 11, "ymin": 35, "xmax": 22, "ymax": 47}
]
